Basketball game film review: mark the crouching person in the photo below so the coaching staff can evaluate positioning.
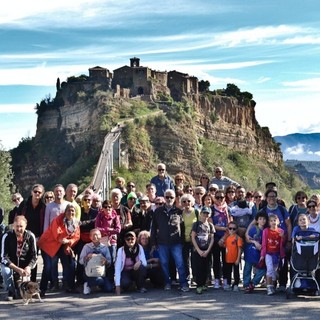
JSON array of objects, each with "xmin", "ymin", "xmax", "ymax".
[
  {"xmin": 79, "ymin": 229, "xmax": 113, "ymax": 295},
  {"xmin": 1, "ymin": 216, "xmax": 37, "ymax": 301},
  {"xmin": 115, "ymin": 231, "xmax": 147, "ymax": 294}
]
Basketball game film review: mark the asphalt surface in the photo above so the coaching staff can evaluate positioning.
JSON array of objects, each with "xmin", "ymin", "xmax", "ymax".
[{"xmin": 1, "ymin": 279, "xmax": 319, "ymax": 320}]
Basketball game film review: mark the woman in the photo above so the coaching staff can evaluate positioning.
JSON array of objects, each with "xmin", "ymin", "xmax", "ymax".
[
  {"xmin": 95, "ymin": 200, "xmax": 121, "ymax": 262},
  {"xmin": 115, "ymin": 231, "xmax": 147, "ymax": 294},
  {"xmin": 44, "ymin": 191, "xmax": 55, "ymax": 204},
  {"xmin": 211, "ymin": 190, "xmax": 231, "ymax": 289},
  {"xmin": 252, "ymin": 190, "xmax": 263, "ymax": 218},
  {"xmin": 225, "ymin": 185, "xmax": 236, "ymax": 205},
  {"xmin": 198, "ymin": 173, "xmax": 210, "ymax": 191},
  {"xmin": 174, "ymin": 172, "xmax": 186, "ymax": 192},
  {"xmin": 38, "ymin": 204, "xmax": 80, "ymax": 293},
  {"xmin": 175, "ymin": 188, "xmax": 184, "ymax": 209},
  {"xmin": 307, "ymin": 199, "xmax": 320, "ymax": 232},
  {"xmin": 110, "ymin": 188, "xmax": 132, "ymax": 247},
  {"xmin": 183, "ymin": 184, "xmax": 194, "ymax": 196},
  {"xmin": 180, "ymin": 193, "xmax": 198, "ymax": 281},
  {"xmin": 138, "ymin": 230, "xmax": 164, "ymax": 287},
  {"xmin": 289, "ymin": 191, "xmax": 308, "ymax": 227},
  {"xmin": 202, "ymin": 192, "xmax": 214, "ymax": 209}
]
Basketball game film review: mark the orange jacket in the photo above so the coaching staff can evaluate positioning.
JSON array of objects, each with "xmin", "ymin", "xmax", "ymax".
[{"xmin": 38, "ymin": 213, "xmax": 80, "ymax": 257}]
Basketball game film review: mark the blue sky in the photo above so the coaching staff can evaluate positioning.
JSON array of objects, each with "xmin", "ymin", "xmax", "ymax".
[{"xmin": 1, "ymin": 0, "xmax": 320, "ymax": 159}]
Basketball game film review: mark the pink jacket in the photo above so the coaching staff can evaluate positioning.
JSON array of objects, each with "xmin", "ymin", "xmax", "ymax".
[{"xmin": 95, "ymin": 209, "xmax": 121, "ymax": 245}]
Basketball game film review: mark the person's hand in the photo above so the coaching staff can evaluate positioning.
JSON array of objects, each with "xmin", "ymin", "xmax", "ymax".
[
  {"xmin": 115, "ymin": 286, "xmax": 121, "ymax": 295},
  {"xmin": 254, "ymin": 241, "xmax": 261, "ymax": 250},
  {"xmin": 259, "ymin": 256, "xmax": 264, "ymax": 262},
  {"xmin": 61, "ymin": 238, "xmax": 70, "ymax": 244},
  {"xmin": 133, "ymin": 260, "xmax": 142, "ymax": 271},
  {"xmin": 100, "ymin": 257, "xmax": 107, "ymax": 265},
  {"xmin": 24, "ymin": 266, "xmax": 31, "ymax": 276},
  {"xmin": 86, "ymin": 253, "xmax": 93, "ymax": 261},
  {"xmin": 279, "ymin": 230, "xmax": 285, "ymax": 238},
  {"xmin": 235, "ymin": 260, "xmax": 239, "ymax": 266}
]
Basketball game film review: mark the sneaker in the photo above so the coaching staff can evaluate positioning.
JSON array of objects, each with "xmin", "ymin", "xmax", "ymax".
[
  {"xmin": 278, "ymin": 285, "xmax": 286, "ymax": 293},
  {"xmin": 233, "ymin": 285, "xmax": 240, "ymax": 292},
  {"xmin": 181, "ymin": 285, "xmax": 190, "ymax": 292},
  {"xmin": 202, "ymin": 285, "xmax": 208, "ymax": 291},
  {"xmin": 214, "ymin": 279, "xmax": 220, "ymax": 289},
  {"xmin": 164, "ymin": 284, "xmax": 172, "ymax": 291},
  {"xmin": 171, "ymin": 280, "xmax": 179, "ymax": 286},
  {"xmin": 267, "ymin": 286, "xmax": 274, "ymax": 296},
  {"xmin": 249, "ymin": 282, "xmax": 255, "ymax": 292},
  {"xmin": 83, "ymin": 282, "xmax": 91, "ymax": 295},
  {"xmin": 5, "ymin": 295, "xmax": 13, "ymax": 301},
  {"xmin": 138, "ymin": 287, "xmax": 147, "ymax": 293},
  {"xmin": 224, "ymin": 284, "xmax": 232, "ymax": 291},
  {"xmin": 196, "ymin": 287, "xmax": 203, "ymax": 294},
  {"xmin": 244, "ymin": 286, "xmax": 251, "ymax": 294}
]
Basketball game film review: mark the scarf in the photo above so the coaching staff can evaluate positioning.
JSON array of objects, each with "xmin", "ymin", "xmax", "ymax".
[{"xmin": 124, "ymin": 243, "xmax": 139, "ymax": 263}]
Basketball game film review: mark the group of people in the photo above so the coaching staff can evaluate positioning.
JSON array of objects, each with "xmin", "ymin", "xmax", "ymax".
[{"xmin": 1, "ymin": 163, "xmax": 320, "ymax": 301}]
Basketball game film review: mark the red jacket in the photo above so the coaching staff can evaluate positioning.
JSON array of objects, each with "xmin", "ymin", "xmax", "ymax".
[{"xmin": 38, "ymin": 213, "xmax": 80, "ymax": 257}]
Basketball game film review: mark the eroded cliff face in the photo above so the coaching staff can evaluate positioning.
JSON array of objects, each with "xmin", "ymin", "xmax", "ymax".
[
  {"xmin": 12, "ymin": 90, "xmax": 282, "ymax": 195},
  {"xmin": 196, "ymin": 95, "xmax": 282, "ymax": 164}
]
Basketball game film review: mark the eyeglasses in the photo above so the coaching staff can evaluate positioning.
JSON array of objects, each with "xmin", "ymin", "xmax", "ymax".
[
  {"xmin": 308, "ymin": 205, "xmax": 316, "ymax": 209},
  {"xmin": 103, "ymin": 205, "xmax": 112, "ymax": 209},
  {"xmin": 155, "ymin": 202, "xmax": 163, "ymax": 205},
  {"xmin": 33, "ymin": 190, "xmax": 42, "ymax": 194},
  {"xmin": 254, "ymin": 196, "xmax": 262, "ymax": 199},
  {"xmin": 182, "ymin": 200, "xmax": 191, "ymax": 203},
  {"xmin": 216, "ymin": 196, "xmax": 224, "ymax": 200},
  {"xmin": 45, "ymin": 196, "xmax": 53, "ymax": 199},
  {"xmin": 165, "ymin": 196, "xmax": 174, "ymax": 199},
  {"xmin": 228, "ymin": 227, "xmax": 237, "ymax": 231}
]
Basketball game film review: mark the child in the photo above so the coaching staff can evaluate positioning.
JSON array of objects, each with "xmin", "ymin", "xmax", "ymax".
[
  {"xmin": 191, "ymin": 206, "xmax": 215, "ymax": 294},
  {"xmin": 260, "ymin": 214, "xmax": 285, "ymax": 295},
  {"xmin": 292, "ymin": 213, "xmax": 316, "ymax": 240},
  {"xmin": 221, "ymin": 221, "xmax": 243, "ymax": 291},
  {"xmin": 243, "ymin": 211, "xmax": 268, "ymax": 293}
]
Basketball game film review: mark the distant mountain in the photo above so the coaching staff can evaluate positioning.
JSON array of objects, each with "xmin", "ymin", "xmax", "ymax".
[{"xmin": 274, "ymin": 133, "xmax": 320, "ymax": 161}]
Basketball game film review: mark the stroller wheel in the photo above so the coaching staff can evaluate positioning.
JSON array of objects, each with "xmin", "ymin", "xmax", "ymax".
[{"xmin": 314, "ymin": 290, "xmax": 320, "ymax": 296}]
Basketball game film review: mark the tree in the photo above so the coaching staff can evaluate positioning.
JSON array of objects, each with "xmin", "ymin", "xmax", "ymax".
[
  {"xmin": 225, "ymin": 83, "xmax": 241, "ymax": 98},
  {"xmin": 0, "ymin": 142, "xmax": 15, "ymax": 218},
  {"xmin": 198, "ymin": 80, "xmax": 210, "ymax": 92}
]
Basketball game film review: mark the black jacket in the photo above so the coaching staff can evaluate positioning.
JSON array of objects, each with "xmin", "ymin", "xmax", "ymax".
[
  {"xmin": 1, "ymin": 229, "xmax": 37, "ymax": 269},
  {"xmin": 151, "ymin": 205, "xmax": 184, "ymax": 246}
]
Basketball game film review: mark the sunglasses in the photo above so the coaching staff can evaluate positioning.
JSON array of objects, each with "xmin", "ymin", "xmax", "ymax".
[
  {"xmin": 127, "ymin": 185, "xmax": 135, "ymax": 188},
  {"xmin": 308, "ymin": 205, "xmax": 316, "ymax": 209},
  {"xmin": 158, "ymin": 168, "xmax": 165, "ymax": 171},
  {"xmin": 128, "ymin": 198, "xmax": 137, "ymax": 201},
  {"xmin": 33, "ymin": 190, "xmax": 42, "ymax": 194},
  {"xmin": 209, "ymin": 188, "xmax": 217, "ymax": 192},
  {"xmin": 215, "ymin": 171, "xmax": 222, "ymax": 173},
  {"xmin": 45, "ymin": 196, "xmax": 53, "ymax": 199},
  {"xmin": 125, "ymin": 237, "xmax": 135, "ymax": 241},
  {"xmin": 228, "ymin": 227, "xmax": 237, "ymax": 231},
  {"xmin": 165, "ymin": 196, "xmax": 174, "ymax": 199},
  {"xmin": 201, "ymin": 177, "xmax": 209, "ymax": 179},
  {"xmin": 215, "ymin": 196, "xmax": 224, "ymax": 200},
  {"xmin": 155, "ymin": 202, "xmax": 163, "ymax": 205},
  {"xmin": 254, "ymin": 196, "xmax": 262, "ymax": 199},
  {"xmin": 83, "ymin": 198, "xmax": 91, "ymax": 202},
  {"xmin": 182, "ymin": 200, "xmax": 191, "ymax": 203},
  {"xmin": 103, "ymin": 205, "xmax": 112, "ymax": 209},
  {"xmin": 12, "ymin": 198, "xmax": 21, "ymax": 201}
]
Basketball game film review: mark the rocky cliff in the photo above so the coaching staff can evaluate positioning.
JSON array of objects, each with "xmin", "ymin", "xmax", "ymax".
[{"xmin": 11, "ymin": 84, "xmax": 283, "ymax": 195}]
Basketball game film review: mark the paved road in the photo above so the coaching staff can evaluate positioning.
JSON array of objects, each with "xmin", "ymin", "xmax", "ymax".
[{"xmin": 1, "ymin": 282, "xmax": 319, "ymax": 319}]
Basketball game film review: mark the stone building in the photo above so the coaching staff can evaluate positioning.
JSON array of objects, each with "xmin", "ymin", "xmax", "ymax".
[{"xmin": 168, "ymin": 70, "xmax": 198, "ymax": 101}]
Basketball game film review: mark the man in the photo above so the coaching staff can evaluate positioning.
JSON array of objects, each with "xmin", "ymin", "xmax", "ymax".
[
  {"xmin": 121, "ymin": 181, "xmax": 136, "ymax": 206},
  {"xmin": 1, "ymin": 216, "xmax": 37, "ymax": 301},
  {"xmin": 151, "ymin": 189, "xmax": 189, "ymax": 292},
  {"xmin": 79, "ymin": 229, "xmax": 112, "ymax": 295},
  {"xmin": 18, "ymin": 183, "xmax": 46, "ymax": 281},
  {"xmin": 131, "ymin": 194, "xmax": 153, "ymax": 234},
  {"xmin": 209, "ymin": 166, "xmax": 240, "ymax": 190},
  {"xmin": 150, "ymin": 163, "xmax": 174, "ymax": 197},
  {"xmin": 41, "ymin": 184, "xmax": 70, "ymax": 294},
  {"xmin": 65, "ymin": 183, "xmax": 81, "ymax": 220},
  {"xmin": 8, "ymin": 193, "xmax": 24, "ymax": 228},
  {"xmin": 261, "ymin": 182, "xmax": 286, "ymax": 208},
  {"xmin": 146, "ymin": 183, "xmax": 157, "ymax": 207}
]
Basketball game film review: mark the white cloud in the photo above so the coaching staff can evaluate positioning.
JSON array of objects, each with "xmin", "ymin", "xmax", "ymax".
[
  {"xmin": 282, "ymin": 77, "xmax": 320, "ymax": 91},
  {"xmin": 285, "ymin": 144, "xmax": 306, "ymax": 155},
  {"xmin": 315, "ymin": 151, "xmax": 320, "ymax": 157}
]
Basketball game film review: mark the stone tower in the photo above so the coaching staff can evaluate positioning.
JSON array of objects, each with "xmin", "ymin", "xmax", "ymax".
[{"xmin": 130, "ymin": 57, "xmax": 140, "ymax": 68}]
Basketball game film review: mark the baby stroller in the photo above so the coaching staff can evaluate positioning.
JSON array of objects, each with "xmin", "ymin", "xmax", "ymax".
[{"xmin": 287, "ymin": 230, "xmax": 320, "ymax": 298}]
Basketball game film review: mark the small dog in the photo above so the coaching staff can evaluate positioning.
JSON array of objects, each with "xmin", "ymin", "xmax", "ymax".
[{"xmin": 19, "ymin": 281, "xmax": 43, "ymax": 305}]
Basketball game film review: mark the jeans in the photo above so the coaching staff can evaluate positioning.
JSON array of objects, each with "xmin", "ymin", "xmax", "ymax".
[
  {"xmin": 40, "ymin": 250, "xmax": 52, "ymax": 292},
  {"xmin": 158, "ymin": 243, "xmax": 187, "ymax": 286},
  {"xmin": 120, "ymin": 265, "xmax": 147, "ymax": 290},
  {"xmin": 1, "ymin": 264, "xmax": 16, "ymax": 295},
  {"xmin": 225, "ymin": 263, "xmax": 240, "ymax": 286},
  {"xmin": 243, "ymin": 261, "xmax": 266, "ymax": 287},
  {"xmin": 85, "ymin": 275, "xmax": 113, "ymax": 293}
]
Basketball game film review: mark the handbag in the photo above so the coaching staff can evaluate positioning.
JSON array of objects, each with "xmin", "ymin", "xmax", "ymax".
[{"xmin": 85, "ymin": 254, "xmax": 105, "ymax": 277}]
